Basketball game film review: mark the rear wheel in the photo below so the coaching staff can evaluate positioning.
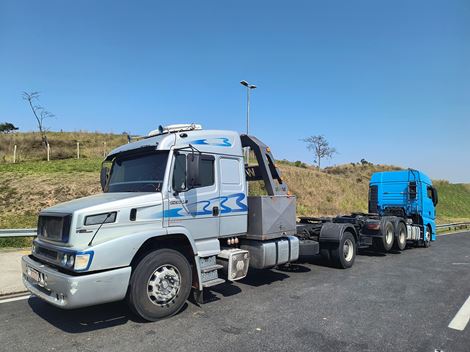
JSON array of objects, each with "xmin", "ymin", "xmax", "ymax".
[
  {"xmin": 393, "ymin": 222, "xmax": 407, "ymax": 251},
  {"xmin": 375, "ymin": 221, "xmax": 394, "ymax": 252},
  {"xmin": 127, "ymin": 249, "xmax": 192, "ymax": 321},
  {"xmin": 330, "ymin": 232, "xmax": 356, "ymax": 269}
]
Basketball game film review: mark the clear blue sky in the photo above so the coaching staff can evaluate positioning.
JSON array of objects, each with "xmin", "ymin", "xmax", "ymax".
[{"xmin": 1, "ymin": 0, "xmax": 469, "ymax": 182}]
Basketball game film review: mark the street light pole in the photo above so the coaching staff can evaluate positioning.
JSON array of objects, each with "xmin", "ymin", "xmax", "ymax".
[
  {"xmin": 240, "ymin": 80, "xmax": 257, "ymax": 136},
  {"xmin": 240, "ymin": 81, "xmax": 256, "ymax": 193},
  {"xmin": 246, "ymin": 86, "xmax": 250, "ymax": 135}
]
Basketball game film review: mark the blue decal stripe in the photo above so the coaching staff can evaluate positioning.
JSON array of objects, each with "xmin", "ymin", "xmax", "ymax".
[
  {"xmin": 219, "ymin": 196, "xmax": 231, "ymax": 214},
  {"xmin": 164, "ymin": 193, "xmax": 247, "ymax": 218},
  {"xmin": 189, "ymin": 138, "xmax": 232, "ymax": 147}
]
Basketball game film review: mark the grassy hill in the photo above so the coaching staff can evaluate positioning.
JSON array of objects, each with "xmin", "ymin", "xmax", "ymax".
[
  {"xmin": 1, "ymin": 132, "xmax": 469, "ymax": 247},
  {"xmin": 0, "ymin": 131, "xmax": 127, "ymax": 162}
]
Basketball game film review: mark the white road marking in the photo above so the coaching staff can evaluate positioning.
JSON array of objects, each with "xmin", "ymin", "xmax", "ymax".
[
  {"xmin": 448, "ymin": 295, "xmax": 470, "ymax": 331},
  {"xmin": 0, "ymin": 294, "xmax": 31, "ymax": 304}
]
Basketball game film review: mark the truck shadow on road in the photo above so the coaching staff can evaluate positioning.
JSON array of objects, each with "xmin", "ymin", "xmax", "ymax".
[
  {"xmin": 25, "ymin": 267, "xmax": 309, "ymax": 332},
  {"xmin": 27, "ymin": 296, "xmax": 154, "ymax": 333}
]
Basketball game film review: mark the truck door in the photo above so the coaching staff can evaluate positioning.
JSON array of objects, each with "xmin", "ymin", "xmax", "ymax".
[
  {"xmin": 167, "ymin": 152, "xmax": 220, "ymax": 240},
  {"xmin": 218, "ymin": 156, "xmax": 248, "ymax": 236}
]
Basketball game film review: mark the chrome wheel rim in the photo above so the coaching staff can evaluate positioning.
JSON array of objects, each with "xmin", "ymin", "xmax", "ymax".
[
  {"xmin": 425, "ymin": 228, "xmax": 431, "ymax": 243},
  {"xmin": 147, "ymin": 264, "xmax": 181, "ymax": 306},
  {"xmin": 399, "ymin": 229, "xmax": 406, "ymax": 244},
  {"xmin": 343, "ymin": 239, "xmax": 354, "ymax": 262},
  {"xmin": 386, "ymin": 228, "xmax": 393, "ymax": 244}
]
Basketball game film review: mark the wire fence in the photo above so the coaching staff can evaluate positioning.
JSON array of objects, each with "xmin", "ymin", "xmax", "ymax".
[{"xmin": 0, "ymin": 133, "xmax": 133, "ymax": 163}]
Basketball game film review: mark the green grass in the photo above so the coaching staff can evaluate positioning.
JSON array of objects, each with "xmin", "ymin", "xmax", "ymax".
[
  {"xmin": 0, "ymin": 131, "xmax": 127, "ymax": 163},
  {"xmin": 433, "ymin": 180, "xmax": 470, "ymax": 223},
  {"xmin": 1, "ymin": 149, "xmax": 469, "ymax": 248},
  {"xmin": 0, "ymin": 158, "xmax": 102, "ymax": 174}
]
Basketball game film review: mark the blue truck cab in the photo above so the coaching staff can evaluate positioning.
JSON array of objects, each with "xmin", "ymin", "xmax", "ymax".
[{"xmin": 369, "ymin": 169, "xmax": 438, "ymax": 243}]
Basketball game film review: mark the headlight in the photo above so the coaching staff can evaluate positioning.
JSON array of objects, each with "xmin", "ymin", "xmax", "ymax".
[
  {"xmin": 61, "ymin": 253, "xmax": 68, "ymax": 266},
  {"xmin": 74, "ymin": 252, "xmax": 93, "ymax": 271},
  {"xmin": 66, "ymin": 255, "xmax": 75, "ymax": 267},
  {"xmin": 84, "ymin": 212, "xmax": 117, "ymax": 226},
  {"xmin": 60, "ymin": 253, "xmax": 75, "ymax": 268}
]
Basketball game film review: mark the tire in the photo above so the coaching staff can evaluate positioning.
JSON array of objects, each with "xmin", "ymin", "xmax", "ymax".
[
  {"xmin": 320, "ymin": 244, "xmax": 331, "ymax": 260},
  {"xmin": 330, "ymin": 232, "xmax": 356, "ymax": 269},
  {"xmin": 423, "ymin": 226, "xmax": 431, "ymax": 248},
  {"xmin": 393, "ymin": 222, "xmax": 407, "ymax": 251},
  {"xmin": 127, "ymin": 249, "xmax": 192, "ymax": 321},
  {"xmin": 377, "ymin": 221, "xmax": 394, "ymax": 252}
]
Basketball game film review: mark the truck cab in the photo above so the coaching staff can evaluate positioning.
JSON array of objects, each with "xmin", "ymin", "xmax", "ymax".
[{"xmin": 369, "ymin": 169, "xmax": 438, "ymax": 242}]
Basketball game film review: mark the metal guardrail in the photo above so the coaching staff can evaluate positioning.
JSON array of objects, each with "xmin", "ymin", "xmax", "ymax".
[
  {"xmin": 435, "ymin": 222, "xmax": 470, "ymax": 231},
  {"xmin": 0, "ymin": 223, "xmax": 469, "ymax": 238},
  {"xmin": 0, "ymin": 229, "xmax": 37, "ymax": 238}
]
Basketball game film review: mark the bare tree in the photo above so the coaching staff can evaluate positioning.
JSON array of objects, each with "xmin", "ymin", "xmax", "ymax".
[
  {"xmin": 301, "ymin": 135, "xmax": 337, "ymax": 169},
  {"xmin": 22, "ymin": 91, "xmax": 54, "ymax": 148}
]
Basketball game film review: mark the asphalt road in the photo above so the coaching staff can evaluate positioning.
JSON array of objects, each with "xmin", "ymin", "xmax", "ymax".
[{"xmin": 1, "ymin": 232, "xmax": 469, "ymax": 352}]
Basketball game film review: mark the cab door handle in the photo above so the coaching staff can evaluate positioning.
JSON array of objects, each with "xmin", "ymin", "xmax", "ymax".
[{"xmin": 212, "ymin": 206, "xmax": 219, "ymax": 216}]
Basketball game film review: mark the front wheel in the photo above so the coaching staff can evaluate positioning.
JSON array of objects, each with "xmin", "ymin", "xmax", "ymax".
[
  {"xmin": 127, "ymin": 249, "xmax": 192, "ymax": 321},
  {"xmin": 423, "ymin": 226, "xmax": 431, "ymax": 248},
  {"xmin": 330, "ymin": 232, "xmax": 356, "ymax": 269}
]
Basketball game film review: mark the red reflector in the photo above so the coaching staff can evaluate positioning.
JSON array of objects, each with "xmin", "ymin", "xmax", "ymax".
[{"xmin": 367, "ymin": 223, "xmax": 380, "ymax": 230}]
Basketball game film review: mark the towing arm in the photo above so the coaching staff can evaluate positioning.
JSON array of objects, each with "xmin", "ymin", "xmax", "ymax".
[{"xmin": 240, "ymin": 134, "xmax": 288, "ymax": 196}]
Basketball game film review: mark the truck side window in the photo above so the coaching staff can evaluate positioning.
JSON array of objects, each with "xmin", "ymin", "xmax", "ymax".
[
  {"xmin": 427, "ymin": 186, "xmax": 433, "ymax": 199},
  {"xmin": 172, "ymin": 153, "xmax": 215, "ymax": 190},
  {"xmin": 198, "ymin": 156, "xmax": 215, "ymax": 187}
]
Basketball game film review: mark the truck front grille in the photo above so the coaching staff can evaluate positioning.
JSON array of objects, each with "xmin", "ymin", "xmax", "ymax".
[
  {"xmin": 37, "ymin": 214, "xmax": 72, "ymax": 243},
  {"xmin": 36, "ymin": 246, "xmax": 59, "ymax": 261}
]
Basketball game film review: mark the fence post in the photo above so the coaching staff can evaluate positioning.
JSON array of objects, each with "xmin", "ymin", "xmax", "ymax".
[
  {"xmin": 103, "ymin": 142, "xmax": 107, "ymax": 157},
  {"xmin": 77, "ymin": 142, "xmax": 80, "ymax": 159},
  {"xmin": 47, "ymin": 143, "xmax": 50, "ymax": 161},
  {"xmin": 13, "ymin": 145, "xmax": 17, "ymax": 163}
]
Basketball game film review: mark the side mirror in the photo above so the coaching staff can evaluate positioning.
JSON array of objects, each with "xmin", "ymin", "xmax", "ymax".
[
  {"xmin": 409, "ymin": 181, "xmax": 417, "ymax": 200},
  {"xmin": 432, "ymin": 186, "xmax": 439, "ymax": 206},
  {"xmin": 186, "ymin": 153, "xmax": 201, "ymax": 189},
  {"xmin": 100, "ymin": 167, "xmax": 109, "ymax": 191}
]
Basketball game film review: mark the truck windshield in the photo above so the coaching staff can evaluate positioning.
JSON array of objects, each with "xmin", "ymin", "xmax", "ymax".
[{"xmin": 105, "ymin": 151, "xmax": 169, "ymax": 192}]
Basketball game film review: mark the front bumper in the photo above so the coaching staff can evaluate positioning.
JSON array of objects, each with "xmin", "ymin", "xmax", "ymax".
[{"xmin": 22, "ymin": 255, "xmax": 131, "ymax": 309}]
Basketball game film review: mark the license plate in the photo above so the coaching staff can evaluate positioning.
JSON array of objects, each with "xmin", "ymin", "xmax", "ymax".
[{"xmin": 26, "ymin": 266, "xmax": 40, "ymax": 283}]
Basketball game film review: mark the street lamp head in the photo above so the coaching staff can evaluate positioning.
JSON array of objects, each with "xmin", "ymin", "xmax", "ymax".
[
  {"xmin": 240, "ymin": 80, "xmax": 249, "ymax": 87},
  {"xmin": 249, "ymin": 85, "xmax": 257, "ymax": 89}
]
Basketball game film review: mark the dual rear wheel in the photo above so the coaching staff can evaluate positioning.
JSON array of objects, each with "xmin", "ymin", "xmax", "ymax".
[
  {"xmin": 377, "ymin": 221, "xmax": 395, "ymax": 251},
  {"xmin": 329, "ymin": 231, "xmax": 356, "ymax": 269},
  {"xmin": 393, "ymin": 222, "xmax": 407, "ymax": 251}
]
